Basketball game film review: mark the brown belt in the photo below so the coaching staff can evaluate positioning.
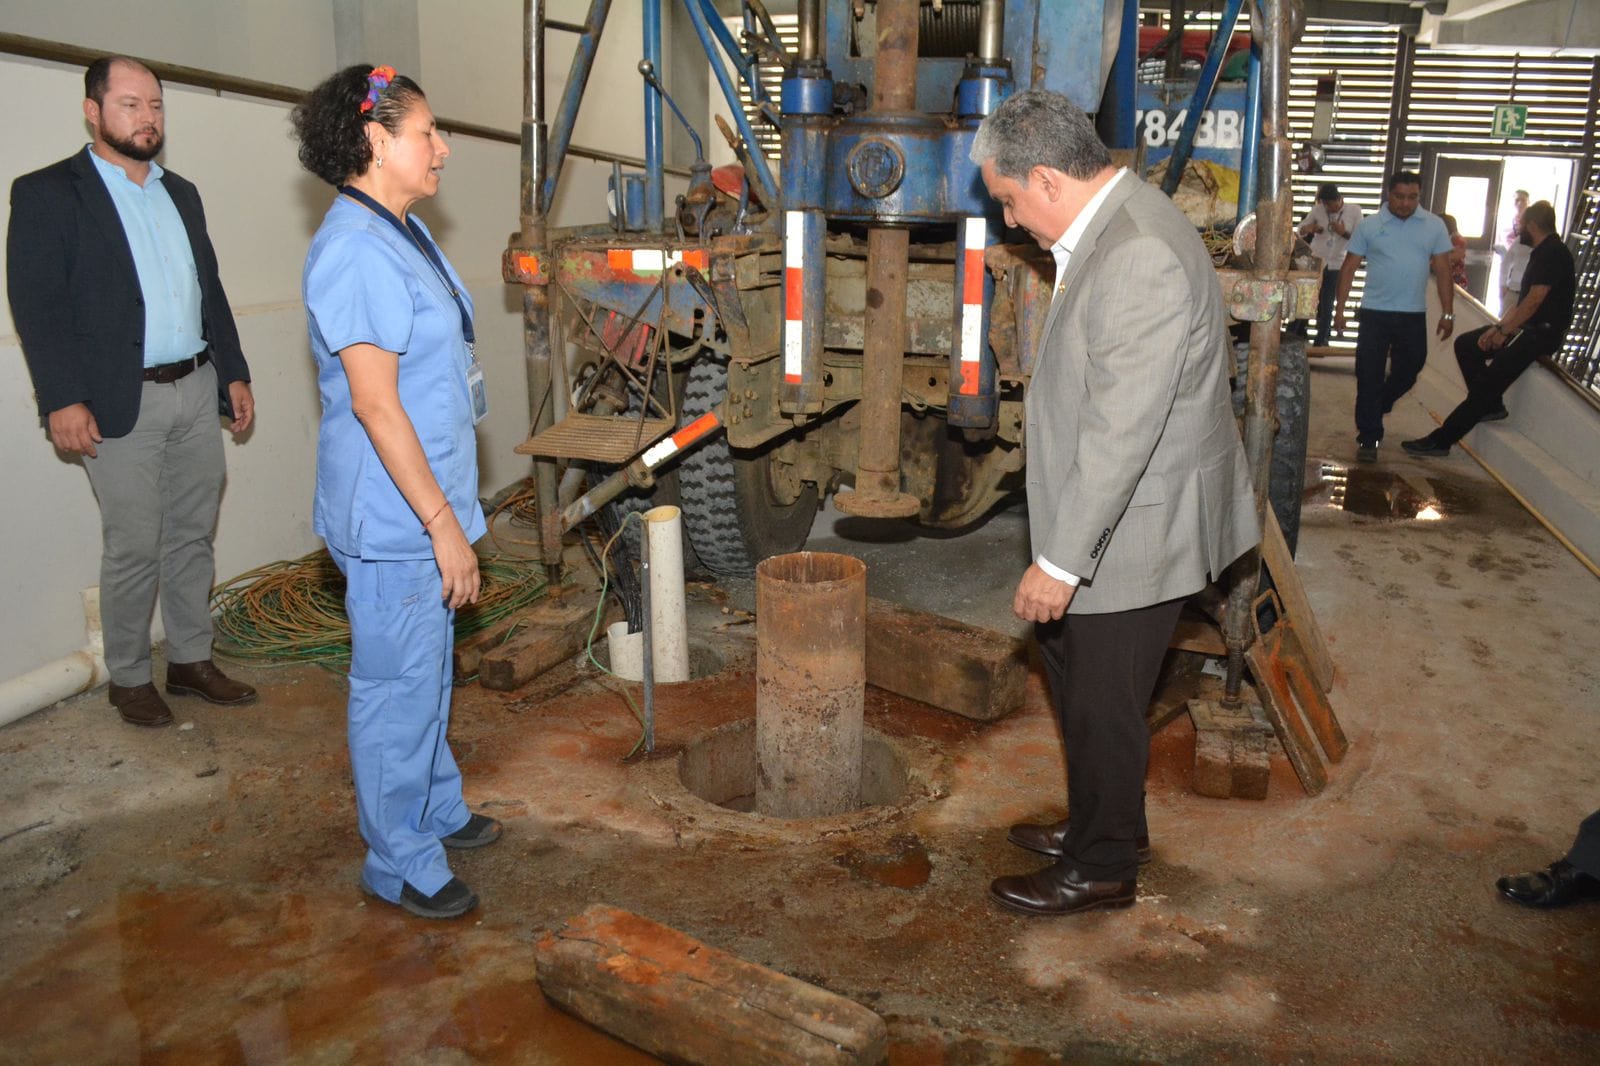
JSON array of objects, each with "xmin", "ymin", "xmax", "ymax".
[{"xmin": 142, "ymin": 350, "xmax": 210, "ymax": 384}]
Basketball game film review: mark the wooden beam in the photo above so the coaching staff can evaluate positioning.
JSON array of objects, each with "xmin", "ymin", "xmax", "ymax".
[
  {"xmin": 864, "ymin": 598, "xmax": 1028, "ymax": 721},
  {"xmin": 537, "ymin": 905, "xmax": 889, "ymax": 1065}
]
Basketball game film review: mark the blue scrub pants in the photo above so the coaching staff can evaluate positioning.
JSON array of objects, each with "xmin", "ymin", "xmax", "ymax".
[{"xmin": 329, "ymin": 546, "xmax": 470, "ymax": 901}]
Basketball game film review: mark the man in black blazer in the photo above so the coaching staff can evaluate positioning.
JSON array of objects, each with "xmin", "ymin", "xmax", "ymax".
[{"xmin": 8, "ymin": 56, "xmax": 257, "ymax": 726}]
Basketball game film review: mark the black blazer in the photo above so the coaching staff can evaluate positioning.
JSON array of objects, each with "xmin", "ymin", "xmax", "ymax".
[{"xmin": 6, "ymin": 147, "xmax": 250, "ymax": 439}]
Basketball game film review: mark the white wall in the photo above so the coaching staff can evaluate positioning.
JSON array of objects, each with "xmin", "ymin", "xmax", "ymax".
[{"xmin": 0, "ymin": 2, "xmax": 670, "ymax": 684}]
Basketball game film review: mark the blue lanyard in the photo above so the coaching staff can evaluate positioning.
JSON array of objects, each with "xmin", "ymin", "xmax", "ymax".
[{"xmin": 338, "ymin": 185, "xmax": 475, "ymax": 348}]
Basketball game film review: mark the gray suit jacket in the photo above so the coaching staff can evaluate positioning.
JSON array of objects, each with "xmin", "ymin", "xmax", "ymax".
[{"xmin": 1024, "ymin": 175, "xmax": 1258, "ymax": 615}]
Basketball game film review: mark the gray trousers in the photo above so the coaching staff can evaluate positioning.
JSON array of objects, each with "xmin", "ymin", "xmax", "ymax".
[{"xmin": 82, "ymin": 361, "xmax": 225, "ymax": 686}]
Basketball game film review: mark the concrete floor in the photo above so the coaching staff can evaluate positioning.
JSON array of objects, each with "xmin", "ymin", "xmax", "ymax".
[{"xmin": 2, "ymin": 356, "xmax": 1597, "ymax": 1063}]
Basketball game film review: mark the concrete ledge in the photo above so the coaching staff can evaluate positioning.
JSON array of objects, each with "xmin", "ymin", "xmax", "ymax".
[{"xmin": 1418, "ymin": 289, "xmax": 1600, "ymax": 567}]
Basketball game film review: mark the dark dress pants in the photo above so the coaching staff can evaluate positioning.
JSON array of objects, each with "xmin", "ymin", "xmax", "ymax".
[
  {"xmin": 1353, "ymin": 309, "xmax": 1428, "ymax": 446},
  {"xmin": 1035, "ymin": 597, "xmax": 1186, "ymax": 881},
  {"xmin": 1567, "ymin": 808, "xmax": 1600, "ymax": 879},
  {"xmin": 1434, "ymin": 326, "xmax": 1558, "ymax": 445},
  {"xmin": 1314, "ymin": 267, "xmax": 1339, "ymax": 347}
]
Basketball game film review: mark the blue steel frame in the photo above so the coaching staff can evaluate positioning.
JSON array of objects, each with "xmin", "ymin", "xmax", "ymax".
[{"xmin": 1160, "ymin": 0, "xmax": 1247, "ymax": 197}]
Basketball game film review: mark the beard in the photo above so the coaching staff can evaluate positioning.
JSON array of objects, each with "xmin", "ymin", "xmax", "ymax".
[{"xmin": 102, "ymin": 126, "xmax": 163, "ymax": 162}]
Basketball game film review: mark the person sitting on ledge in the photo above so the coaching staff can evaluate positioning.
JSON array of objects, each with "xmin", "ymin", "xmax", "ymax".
[{"xmin": 1402, "ymin": 200, "xmax": 1575, "ymax": 458}]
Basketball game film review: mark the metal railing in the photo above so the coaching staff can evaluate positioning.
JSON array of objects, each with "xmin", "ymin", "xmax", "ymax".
[
  {"xmin": 0, "ymin": 30, "xmax": 694, "ymax": 178},
  {"xmin": 1559, "ymin": 188, "xmax": 1600, "ymax": 399}
]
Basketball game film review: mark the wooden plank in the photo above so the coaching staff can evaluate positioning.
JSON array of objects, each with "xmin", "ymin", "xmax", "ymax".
[
  {"xmin": 477, "ymin": 593, "xmax": 619, "ymax": 691},
  {"xmin": 537, "ymin": 904, "xmax": 888, "ymax": 1066},
  {"xmin": 1260, "ymin": 509, "xmax": 1335, "ymax": 692},
  {"xmin": 864, "ymin": 598, "xmax": 1028, "ymax": 721},
  {"xmin": 454, "ymin": 602, "xmax": 547, "ymax": 679},
  {"xmin": 1169, "ymin": 617, "xmax": 1227, "ymax": 656}
]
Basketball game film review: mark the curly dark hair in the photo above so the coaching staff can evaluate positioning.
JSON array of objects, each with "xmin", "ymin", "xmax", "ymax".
[{"xmin": 291, "ymin": 64, "xmax": 425, "ymax": 186}]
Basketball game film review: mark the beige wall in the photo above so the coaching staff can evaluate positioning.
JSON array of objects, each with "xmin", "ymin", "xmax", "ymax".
[{"xmin": 0, "ymin": 2, "xmax": 669, "ymax": 683}]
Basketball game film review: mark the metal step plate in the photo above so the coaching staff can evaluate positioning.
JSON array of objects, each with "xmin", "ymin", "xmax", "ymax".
[{"xmin": 514, "ymin": 412, "xmax": 674, "ymax": 463}]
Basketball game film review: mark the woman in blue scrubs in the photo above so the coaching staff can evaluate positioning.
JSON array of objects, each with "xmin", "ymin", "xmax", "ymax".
[{"xmin": 291, "ymin": 65, "xmax": 500, "ymax": 919}]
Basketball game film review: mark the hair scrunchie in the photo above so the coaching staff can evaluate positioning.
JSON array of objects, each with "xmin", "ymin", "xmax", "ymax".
[{"xmin": 359, "ymin": 65, "xmax": 396, "ymax": 114}]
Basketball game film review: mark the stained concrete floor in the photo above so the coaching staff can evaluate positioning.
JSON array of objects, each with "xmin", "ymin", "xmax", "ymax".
[{"xmin": 2, "ymin": 356, "xmax": 1597, "ymax": 1063}]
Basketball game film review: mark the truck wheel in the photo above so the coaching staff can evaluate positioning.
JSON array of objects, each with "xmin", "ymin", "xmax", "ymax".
[
  {"xmin": 677, "ymin": 356, "xmax": 818, "ymax": 576},
  {"xmin": 1232, "ymin": 333, "xmax": 1310, "ymax": 555}
]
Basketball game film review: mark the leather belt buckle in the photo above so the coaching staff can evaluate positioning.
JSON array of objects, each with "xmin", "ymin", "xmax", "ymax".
[{"xmin": 142, "ymin": 350, "xmax": 210, "ymax": 384}]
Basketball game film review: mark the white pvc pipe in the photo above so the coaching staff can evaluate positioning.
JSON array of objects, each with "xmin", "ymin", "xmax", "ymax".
[
  {"xmin": 606, "ymin": 619, "xmax": 645, "ymax": 681},
  {"xmin": 643, "ymin": 505, "xmax": 690, "ymax": 683},
  {"xmin": 0, "ymin": 588, "xmax": 109, "ymax": 729}
]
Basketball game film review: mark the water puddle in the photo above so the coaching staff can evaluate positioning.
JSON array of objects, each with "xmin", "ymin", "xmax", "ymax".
[
  {"xmin": 1306, "ymin": 459, "xmax": 1478, "ymax": 521},
  {"xmin": 835, "ymin": 833, "xmax": 932, "ymax": 889}
]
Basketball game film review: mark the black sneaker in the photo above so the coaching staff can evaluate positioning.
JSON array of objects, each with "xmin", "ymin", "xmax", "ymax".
[
  {"xmin": 441, "ymin": 813, "xmax": 502, "ymax": 849},
  {"xmin": 364, "ymin": 876, "xmax": 479, "ymax": 919},
  {"xmin": 1481, "ymin": 405, "xmax": 1510, "ymax": 422},
  {"xmin": 1401, "ymin": 437, "xmax": 1450, "ymax": 458},
  {"xmin": 1356, "ymin": 443, "xmax": 1379, "ymax": 464}
]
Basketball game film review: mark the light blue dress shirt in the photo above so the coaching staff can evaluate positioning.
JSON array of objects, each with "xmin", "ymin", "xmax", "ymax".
[
  {"xmin": 88, "ymin": 149, "xmax": 204, "ymax": 367},
  {"xmin": 1346, "ymin": 205, "xmax": 1452, "ymax": 313},
  {"xmin": 304, "ymin": 196, "xmax": 488, "ymax": 560}
]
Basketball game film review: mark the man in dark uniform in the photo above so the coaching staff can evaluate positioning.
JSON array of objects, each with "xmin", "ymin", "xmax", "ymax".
[
  {"xmin": 1402, "ymin": 200, "xmax": 1575, "ymax": 457},
  {"xmin": 1497, "ymin": 809, "xmax": 1600, "ymax": 908},
  {"xmin": 7, "ymin": 56, "xmax": 257, "ymax": 726}
]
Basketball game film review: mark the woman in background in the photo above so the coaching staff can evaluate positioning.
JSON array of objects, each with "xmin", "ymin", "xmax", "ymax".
[{"xmin": 291, "ymin": 64, "xmax": 500, "ymax": 920}]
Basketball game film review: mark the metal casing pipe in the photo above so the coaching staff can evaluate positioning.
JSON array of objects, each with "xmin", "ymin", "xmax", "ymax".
[{"xmin": 755, "ymin": 552, "xmax": 866, "ymax": 818}]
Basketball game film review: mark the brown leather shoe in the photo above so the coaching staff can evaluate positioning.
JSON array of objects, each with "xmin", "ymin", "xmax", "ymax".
[
  {"xmin": 109, "ymin": 683, "xmax": 174, "ymax": 727},
  {"xmin": 990, "ymin": 861, "xmax": 1136, "ymax": 916},
  {"xmin": 1007, "ymin": 818, "xmax": 1152, "ymax": 865},
  {"xmin": 166, "ymin": 660, "xmax": 257, "ymax": 705}
]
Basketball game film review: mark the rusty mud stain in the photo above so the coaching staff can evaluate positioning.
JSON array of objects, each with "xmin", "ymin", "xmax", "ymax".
[{"xmin": 836, "ymin": 833, "xmax": 932, "ymax": 889}]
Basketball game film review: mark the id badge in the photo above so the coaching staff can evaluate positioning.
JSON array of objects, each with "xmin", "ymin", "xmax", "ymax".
[{"xmin": 466, "ymin": 358, "xmax": 489, "ymax": 426}]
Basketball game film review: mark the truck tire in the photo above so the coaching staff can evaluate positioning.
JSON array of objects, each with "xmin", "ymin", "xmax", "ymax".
[
  {"xmin": 1232, "ymin": 333, "xmax": 1310, "ymax": 555},
  {"xmin": 677, "ymin": 356, "xmax": 818, "ymax": 576}
]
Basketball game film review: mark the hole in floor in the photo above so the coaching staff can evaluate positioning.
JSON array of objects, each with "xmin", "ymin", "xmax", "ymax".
[{"xmin": 677, "ymin": 718, "xmax": 908, "ymax": 816}]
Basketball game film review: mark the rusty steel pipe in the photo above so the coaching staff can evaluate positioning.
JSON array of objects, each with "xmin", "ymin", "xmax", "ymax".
[
  {"xmin": 521, "ymin": 0, "xmax": 564, "ymax": 581},
  {"xmin": 755, "ymin": 552, "xmax": 867, "ymax": 818},
  {"xmin": 1223, "ymin": 0, "xmax": 1301, "ymax": 704},
  {"xmin": 837, "ymin": 0, "xmax": 921, "ymax": 519}
]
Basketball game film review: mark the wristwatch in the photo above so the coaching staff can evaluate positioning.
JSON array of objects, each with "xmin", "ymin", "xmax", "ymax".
[{"xmin": 1441, "ymin": 313, "xmax": 1454, "ymax": 321}]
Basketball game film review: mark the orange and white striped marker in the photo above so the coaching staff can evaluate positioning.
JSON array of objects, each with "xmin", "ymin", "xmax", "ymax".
[
  {"xmin": 957, "ymin": 217, "xmax": 987, "ymax": 395},
  {"xmin": 606, "ymin": 248, "xmax": 710, "ymax": 276},
  {"xmin": 783, "ymin": 210, "xmax": 805, "ymax": 385},
  {"xmin": 641, "ymin": 411, "xmax": 722, "ymax": 469}
]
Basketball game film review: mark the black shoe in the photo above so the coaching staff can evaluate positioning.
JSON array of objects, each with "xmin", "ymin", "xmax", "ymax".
[
  {"xmin": 989, "ymin": 861, "xmax": 1136, "ymax": 917},
  {"xmin": 1401, "ymin": 436, "xmax": 1450, "ymax": 458},
  {"xmin": 1356, "ymin": 443, "xmax": 1379, "ymax": 464},
  {"xmin": 1006, "ymin": 818, "xmax": 1152, "ymax": 865},
  {"xmin": 364, "ymin": 876, "xmax": 479, "ymax": 919},
  {"xmin": 1481, "ymin": 405, "xmax": 1510, "ymax": 422},
  {"xmin": 1496, "ymin": 860, "xmax": 1600, "ymax": 908},
  {"xmin": 441, "ymin": 813, "xmax": 502, "ymax": 850},
  {"xmin": 109, "ymin": 683, "xmax": 173, "ymax": 727}
]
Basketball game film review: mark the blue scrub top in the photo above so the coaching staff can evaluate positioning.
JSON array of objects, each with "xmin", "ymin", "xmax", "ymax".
[
  {"xmin": 1346, "ymin": 205, "xmax": 1452, "ymax": 313},
  {"xmin": 304, "ymin": 196, "xmax": 488, "ymax": 560}
]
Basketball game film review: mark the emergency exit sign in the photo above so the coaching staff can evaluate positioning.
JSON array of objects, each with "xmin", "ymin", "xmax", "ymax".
[{"xmin": 1493, "ymin": 104, "xmax": 1528, "ymax": 138}]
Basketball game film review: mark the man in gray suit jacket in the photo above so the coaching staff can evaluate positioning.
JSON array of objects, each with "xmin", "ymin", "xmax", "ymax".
[{"xmin": 972, "ymin": 90, "xmax": 1258, "ymax": 916}]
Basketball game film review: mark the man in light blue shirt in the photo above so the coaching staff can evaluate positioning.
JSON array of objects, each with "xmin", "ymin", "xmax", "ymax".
[
  {"xmin": 8, "ymin": 57, "xmax": 257, "ymax": 727},
  {"xmin": 86, "ymin": 150, "xmax": 204, "ymax": 367},
  {"xmin": 1332, "ymin": 171, "xmax": 1455, "ymax": 462}
]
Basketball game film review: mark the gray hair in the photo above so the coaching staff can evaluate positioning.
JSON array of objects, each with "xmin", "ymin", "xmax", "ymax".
[{"xmin": 969, "ymin": 89, "xmax": 1111, "ymax": 183}]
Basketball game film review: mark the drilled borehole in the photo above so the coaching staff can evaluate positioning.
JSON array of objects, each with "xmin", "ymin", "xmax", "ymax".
[{"xmin": 678, "ymin": 718, "xmax": 907, "ymax": 816}]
